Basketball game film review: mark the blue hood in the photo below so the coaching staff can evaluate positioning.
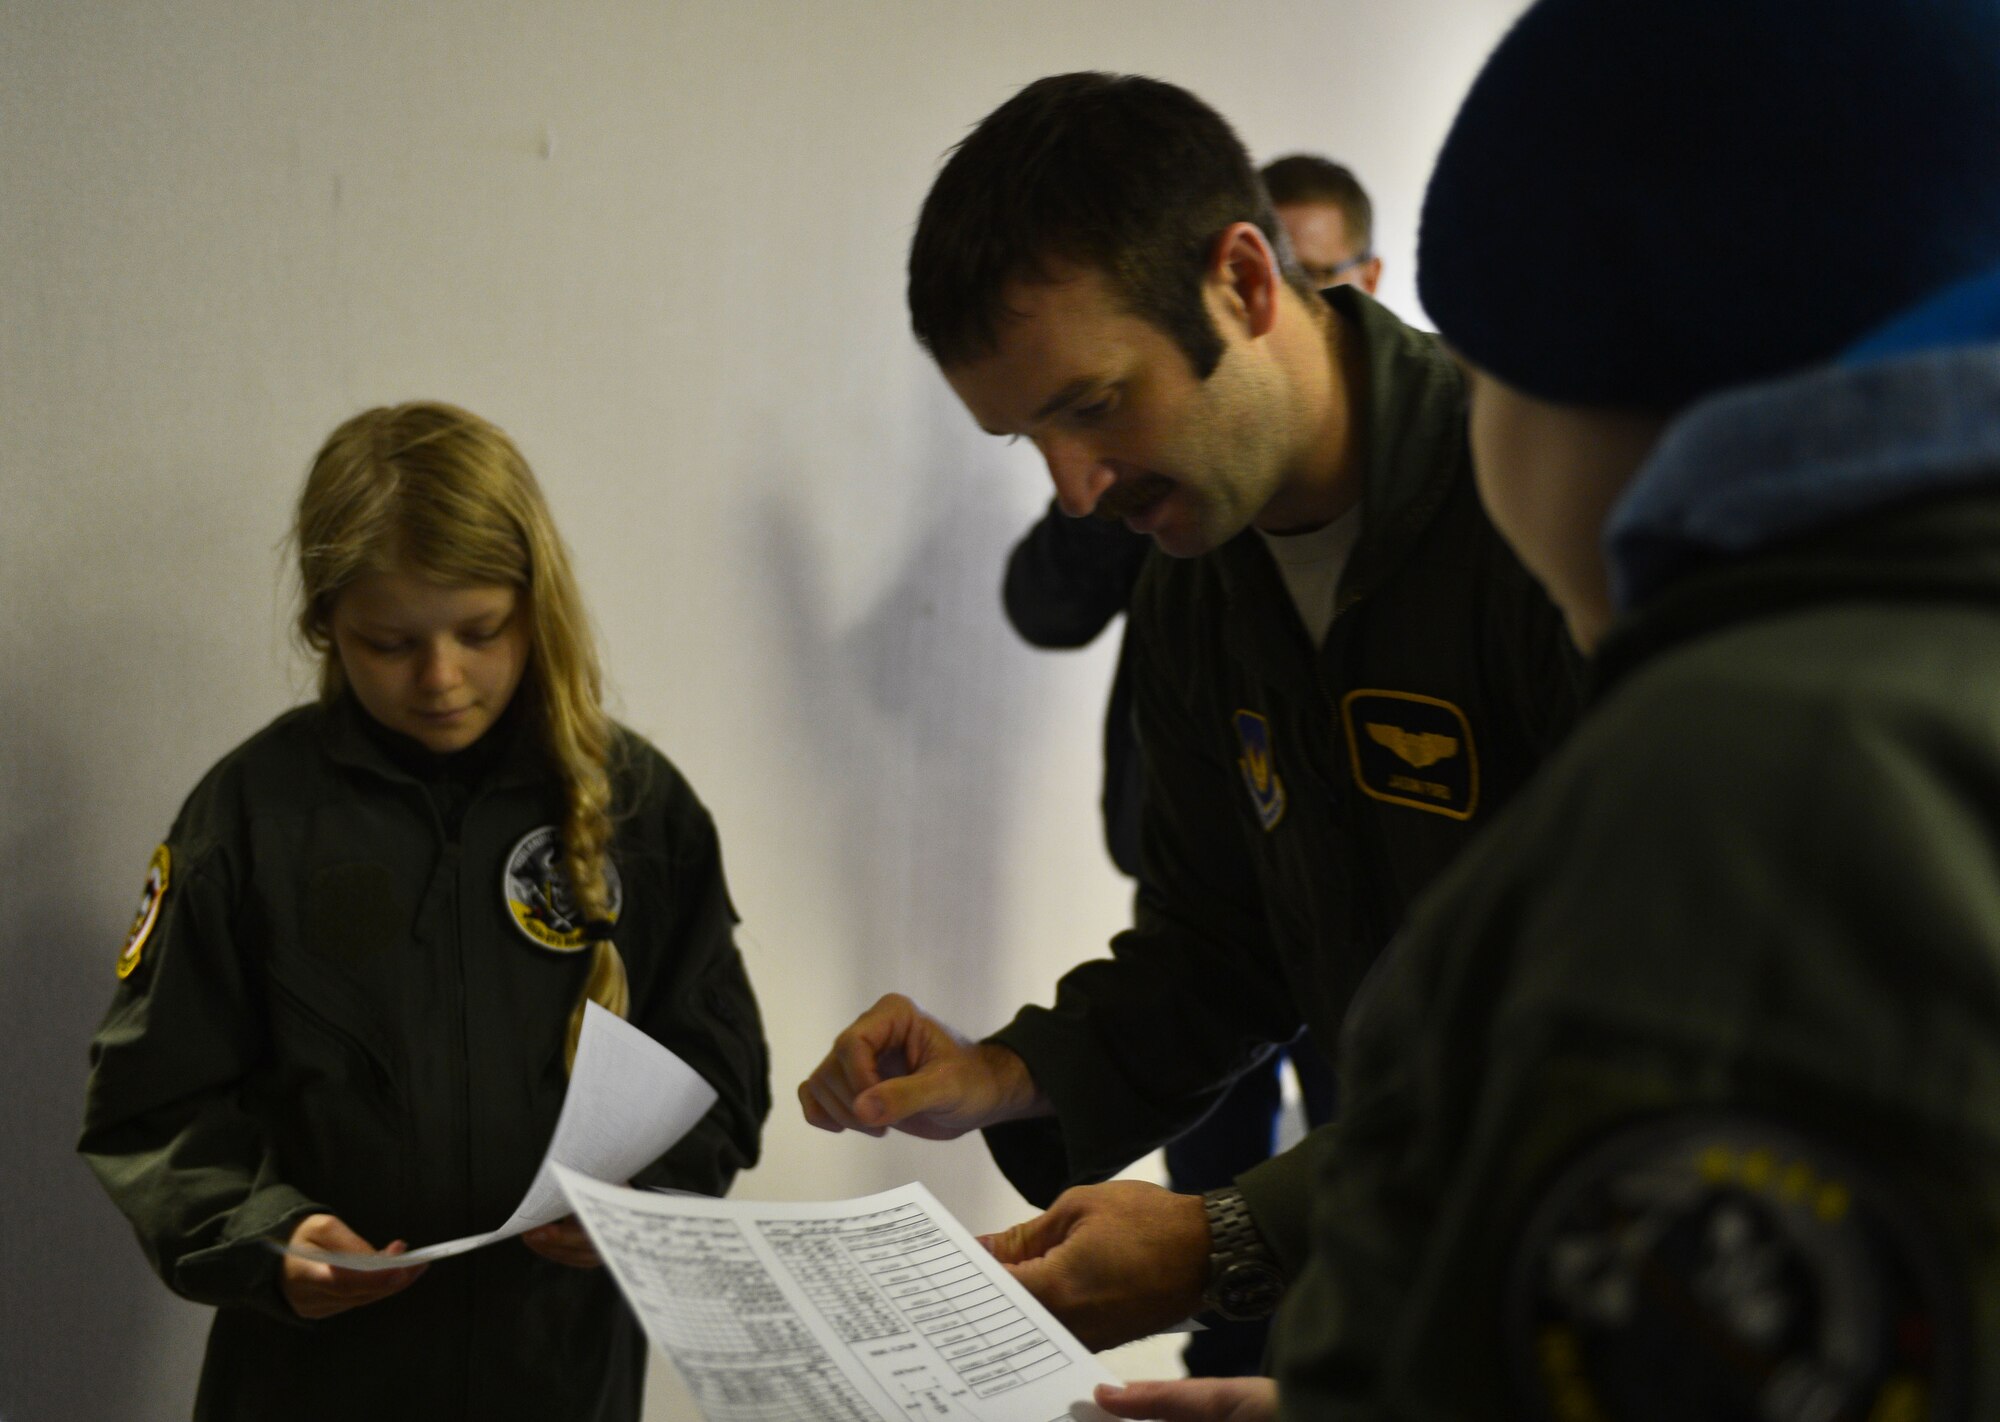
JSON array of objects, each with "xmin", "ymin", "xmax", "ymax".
[{"xmin": 1606, "ymin": 340, "xmax": 2000, "ymax": 612}]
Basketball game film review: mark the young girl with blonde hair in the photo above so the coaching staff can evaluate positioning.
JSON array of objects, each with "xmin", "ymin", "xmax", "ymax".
[{"xmin": 81, "ymin": 401, "xmax": 769, "ymax": 1422}]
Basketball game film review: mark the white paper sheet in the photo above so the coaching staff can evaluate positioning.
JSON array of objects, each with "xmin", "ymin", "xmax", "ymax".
[
  {"xmin": 278, "ymin": 1002, "xmax": 718, "ymax": 1270},
  {"xmin": 554, "ymin": 1166, "xmax": 1116, "ymax": 1422}
]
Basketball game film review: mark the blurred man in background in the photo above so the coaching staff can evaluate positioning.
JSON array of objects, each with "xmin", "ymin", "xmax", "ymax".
[{"xmin": 1261, "ymin": 153, "xmax": 1380, "ymax": 296}]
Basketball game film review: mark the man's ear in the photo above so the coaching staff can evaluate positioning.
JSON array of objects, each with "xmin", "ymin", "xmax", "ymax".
[
  {"xmin": 1359, "ymin": 257, "xmax": 1383, "ymax": 297},
  {"xmin": 1206, "ymin": 222, "xmax": 1284, "ymax": 340}
]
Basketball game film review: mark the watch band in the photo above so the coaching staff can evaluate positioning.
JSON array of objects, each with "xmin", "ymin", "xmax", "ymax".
[{"xmin": 1201, "ymin": 1186, "xmax": 1287, "ymax": 1321}]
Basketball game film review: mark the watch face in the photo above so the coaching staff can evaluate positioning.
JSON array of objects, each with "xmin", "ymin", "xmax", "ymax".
[{"xmin": 1215, "ymin": 1260, "xmax": 1286, "ymax": 1321}]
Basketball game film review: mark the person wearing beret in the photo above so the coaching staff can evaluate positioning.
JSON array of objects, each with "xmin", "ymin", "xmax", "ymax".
[{"xmin": 1094, "ymin": 0, "xmax": 2000, "ymax": 1417}]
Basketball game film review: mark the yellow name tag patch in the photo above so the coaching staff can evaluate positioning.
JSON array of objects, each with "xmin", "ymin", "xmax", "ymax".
[{"xmin": 1341, "ymin": 690, "xmax": 1479, "ymax": 820}]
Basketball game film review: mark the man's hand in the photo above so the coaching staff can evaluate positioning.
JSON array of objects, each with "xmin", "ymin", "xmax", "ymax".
[
  {"xmin": 522, "ymin": 1216, "xmax": 602, "ymax": 1269},
  {"xmin": 279, "ymin": 1213, "xmax": 427, "ymax": 1320},
  {"xmin": 980, "ymin": 1181, "xmax": 1210, "ymax": 1351},
  {"xmin": 1093, "ymin": 1378, "xmax": 1279, "ymax": 1421},
  {"xmin": 799, "ymin": 993, "xmax": 1047, "ymax": 1140}
]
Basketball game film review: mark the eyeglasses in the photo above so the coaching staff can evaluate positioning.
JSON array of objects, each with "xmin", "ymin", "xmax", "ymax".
[{"xmin": 1302, "ymin": 253, "xmax": 1374, "ymax": 288}]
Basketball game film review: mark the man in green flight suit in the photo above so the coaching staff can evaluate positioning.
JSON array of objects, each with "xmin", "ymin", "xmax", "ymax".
[
  {"xmin": 802, "ymin": 71, "xmax": 1581, "ymax": 1349},
  {"xmin": 1087, "ymin": 0, "xmax": 2000, "ymax": 1417}
]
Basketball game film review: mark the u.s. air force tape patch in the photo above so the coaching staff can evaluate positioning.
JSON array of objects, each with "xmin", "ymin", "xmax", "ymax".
[
  {"xmin": 502, "ymin": 825, "xmax": 621, "ymax": 953},
  {"xmin": 115, "ymin": 843, "xmax": 171, "ymax": 979},
  {"xmin": 1508, "ymin": 1112, "xmax": 1965, "ymax": 1422},
  {"xmin": 1340, "ymin": 689, "xmax": 1477, "ymax": 820}
]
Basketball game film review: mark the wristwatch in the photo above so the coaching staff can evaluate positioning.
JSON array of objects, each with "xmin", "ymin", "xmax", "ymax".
[{"xmin": 1200, "ymin": 1186, "xmax": 1286, "ymax": 1321}]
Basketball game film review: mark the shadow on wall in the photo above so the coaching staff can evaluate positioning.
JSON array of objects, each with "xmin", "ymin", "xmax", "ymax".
[
  {"xmin": 0, "ymin": 693, "xmax": 211, "ymax": 1422},
  {"xmin": 749, "ymin": 395, "xmax": 1042, "ymax": 1064}
]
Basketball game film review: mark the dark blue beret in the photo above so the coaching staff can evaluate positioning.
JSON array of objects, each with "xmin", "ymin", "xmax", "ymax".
[{"xmin": 1418, "ymin": 0, "xmax": 2000, "ymax": 409}]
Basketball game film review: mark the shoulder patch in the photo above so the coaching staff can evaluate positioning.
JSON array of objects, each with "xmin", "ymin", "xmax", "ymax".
[
  {"xmin": 1232, "ymin": 709, "xmax": 1287, "ymax": 831},
  {"xmin": 1340, "ymin": 689, "xmax": 1478, "ymax": 820},
  {"xmin": 1509, "ymin": 1112, "xmax": 1964, "ymax": 1422},
  {"xmin": 115, "ymin": 844, "xmax": 171, "ymax": 979},
  {"xmin": 502, "ymin": 825, "xmax": 622, "ymax": 953}
]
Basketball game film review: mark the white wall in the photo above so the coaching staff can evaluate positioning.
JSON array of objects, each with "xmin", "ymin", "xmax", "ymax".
[{"xmin": 0, "ymin": 3, "xmax": 1524, "ymax": 1417}]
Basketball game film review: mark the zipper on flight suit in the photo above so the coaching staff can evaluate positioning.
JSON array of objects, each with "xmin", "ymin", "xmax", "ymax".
[
  {"xmin": 1315, "ymin": 613, "xmax": 1400, "ymax": 959},
  {"xmin": 406, "ymin": 772, "xmax": 476, "ymax": 1254},
  {"xmin": 416, "ymin": 779, "xmax": 475, "ymax": 1422}
]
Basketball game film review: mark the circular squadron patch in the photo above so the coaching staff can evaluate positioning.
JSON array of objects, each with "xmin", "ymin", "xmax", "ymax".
[
  {"xmin": 115, "ymin": 843, "xmax": 171, "ymax": 979},
  {"xmin": 502, "ymin": 825, "xmax": 620, "ymax": 953},
  {"xmin": 1509, "ymin": 1113, "xmax": 1964, "ymax": 1422}
]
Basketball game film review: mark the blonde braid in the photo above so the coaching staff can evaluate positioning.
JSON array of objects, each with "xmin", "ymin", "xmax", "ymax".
[
  {"xmin": 547, "ymin": 690, "xmax": 629, "ymax": 1070},
  {"xmin": 518, "ymin": 478, "xmax": 631, "ymax": 1073}
]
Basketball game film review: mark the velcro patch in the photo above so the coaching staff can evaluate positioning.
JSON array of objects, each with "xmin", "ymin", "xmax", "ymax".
[
  {"xmin": 1340, "ymin": 689, "xmax": 1477, "ymax": 820},
  {"xmin": 1509, "ymin": 1112, "xmax": 1963, "ymax": 1422}
]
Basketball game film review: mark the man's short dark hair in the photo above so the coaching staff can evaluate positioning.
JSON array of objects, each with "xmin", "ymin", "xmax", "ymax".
[
  {"xmin": 908, "ymin": 72, "xmax": 1299, "ymax": 379},
  {"xmin": 1259, "ymin": 154, "xmax": 1374, "ymax": 251}
]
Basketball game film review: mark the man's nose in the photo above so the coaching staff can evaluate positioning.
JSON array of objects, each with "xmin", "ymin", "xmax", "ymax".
[{"xmin": 1040, "ymin": 434, "xmax": 1115, "ymax": 518}]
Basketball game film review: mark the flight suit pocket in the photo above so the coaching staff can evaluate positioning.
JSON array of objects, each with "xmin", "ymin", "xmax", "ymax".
[
  {"xmin": 262, "ymin": 954, "xmax": 411, "ymax": 1229},
  {"xmin": 266, "ymin": 958, "xmax": 400, "ymax": 1090}
]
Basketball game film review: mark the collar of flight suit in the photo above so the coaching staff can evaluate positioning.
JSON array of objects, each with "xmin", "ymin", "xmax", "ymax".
[
  {"xmin": 1207, "ymin": 285, "xmax": 1473, "ymax": 695},
  {"xmin": 311, "ymin": 692, "xmax": 549, "ymax": 796}
]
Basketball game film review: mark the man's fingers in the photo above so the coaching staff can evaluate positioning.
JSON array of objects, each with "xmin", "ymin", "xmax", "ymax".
[
  {"xmin": 800, "ymin": 994, "xmax": 960, "ymax": 1133},
  {"xmin": 799, "ymin": 1052, "xmax": 865, "ymax": 1127},
  {"xmin": 981, "ymin": 1206, "xmax": 1067, "ymax": 1265},
  {"xmin": 801, "ymin": 1073, "xmax": 887, "ymax": 1136},
  {"xmin": 832, "ymin": 1024, "xmax": 892, "ymax": 1097},
  {"xmin": 993, "ymin": 1229, "xmax": 1097, "ymax": 1339},
  {"xmin": 827, "ymin": 994, "xmax": 942, "ymax": 1103},
  {"xmin": 987, "ymin": 1183, "xmax": 1211, "ymax": 1351},
  {"xmin": 1094, "ymin": 1378, "xmax": 1280, "ymax": 1422},
  {"xmin": 856, "ymin": 1070, "xmax": 969, "ymax": 1133},
  {"xmin": 799, "ymin": 1081, "xmax": 854, "ymax": 1133},
  {"xmin": 798, "ymin": 996, "xmax": 924, "ymax": 1131},
  {"xmin": 838, "ymin": 994, "xmax": 920, "ymax": 1067},
  {"xmin": 1095, "ymin": 1381, "xmax": 1195, "ymax": 1420},
  {"xmin": 850, "ymin": 1078, "xmax": 905, "ymax": 1126},
  {"xmin": 798, "ymin": 996, "xmax": 1021, "ymax": 1141},
  {"xmin": 999, "ymin": 1250, "xmax": 1073, "ymax": 1324},
  {"xmin": 1095, "ymin": 1381, "xmax": 1185, "ymax": 1420},
  {"xmin": 799, "ymin": 1078, "xmax": 839, "ymax": 1131}
]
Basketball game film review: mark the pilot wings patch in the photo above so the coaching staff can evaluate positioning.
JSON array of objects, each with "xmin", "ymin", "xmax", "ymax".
[
  {"xmin": 1367, "ymin": 723, "xmax": 1460, "ymax": 769},
  {"xmin": 1342, "ymin": 690, "xmax": 1478, "ymax": 820}
]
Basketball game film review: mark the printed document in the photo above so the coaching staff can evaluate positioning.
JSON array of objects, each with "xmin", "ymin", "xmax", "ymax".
[
  {"xmin": 555, "ymin": 1165, "xmax": 1115, "ymax": 1422},
  {"xmin": 278, "ymin": 1002, "xmax": 716, "ymax": 1270}
]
